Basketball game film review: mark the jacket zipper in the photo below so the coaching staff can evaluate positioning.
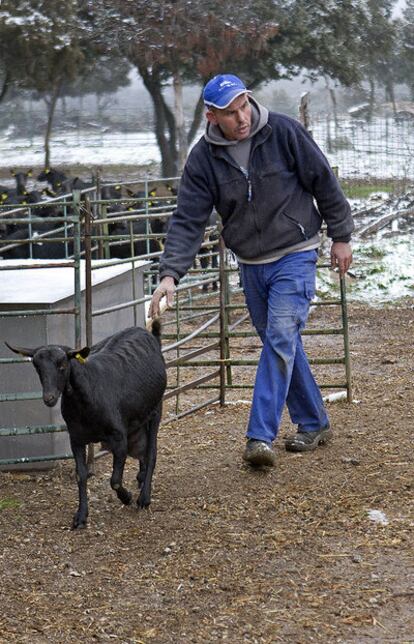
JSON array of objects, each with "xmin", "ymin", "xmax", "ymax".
[{"xmin": 239, "ymin": 166, "xmax": 252, "ymax": 202}]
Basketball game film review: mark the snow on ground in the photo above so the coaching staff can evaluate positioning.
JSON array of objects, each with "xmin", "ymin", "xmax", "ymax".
[
  {"xmin": 0, "ymin": 117, "xmax": 413, "ymax": 304},
  {"xmin": 0, "ymin": 130, "xmax": 161, "ymax": 168},
  {"xmin": 317, "ymin": 234, "xmax": 414, "ymax": 304}
]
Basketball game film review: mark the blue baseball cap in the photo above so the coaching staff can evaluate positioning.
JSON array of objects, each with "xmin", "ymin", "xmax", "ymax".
[{"xmin": 203, "ymin": 74, "xmax": 251, "ymax": 109}]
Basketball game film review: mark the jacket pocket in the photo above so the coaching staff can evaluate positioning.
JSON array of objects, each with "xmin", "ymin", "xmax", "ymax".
[{"xmin": 282, "ymin": 211, "xmax": 308, "ymax": 240}]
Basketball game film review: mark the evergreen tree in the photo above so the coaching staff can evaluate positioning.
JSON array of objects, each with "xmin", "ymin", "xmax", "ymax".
[
  {"xmin": 400, "ymin": 0, "xmax": 414, "ymax": 99},
  {"xmin": 0, "ymin": 0, "xmax": 130, "ymax": 165},
  {"xmin": 93, "ymin": 0, "xmax": 375, "ymax": 176},
  {"xmin": 358, "ymin": 0, "xmax": 398, "ymax": 117}
]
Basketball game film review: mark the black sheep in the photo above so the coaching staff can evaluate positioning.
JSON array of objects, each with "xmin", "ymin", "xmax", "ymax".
[{"xmin": 6, "ymin": 322, "xmax": 167, "ymax": 529}]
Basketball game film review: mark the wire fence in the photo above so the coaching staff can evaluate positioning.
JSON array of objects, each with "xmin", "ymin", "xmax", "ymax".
[
  {"xmin": 2, "ymin": 101, "xmax": 414, "ymax": 191},
  {"xmin": 312, "ymin": 115, "xmax": 414, "ymax": 193}
]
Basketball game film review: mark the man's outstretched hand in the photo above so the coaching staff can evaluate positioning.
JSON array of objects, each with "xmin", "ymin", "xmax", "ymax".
[{"xmin": 148, "ymin": 276, "xmax": 176, "ymax": 318}]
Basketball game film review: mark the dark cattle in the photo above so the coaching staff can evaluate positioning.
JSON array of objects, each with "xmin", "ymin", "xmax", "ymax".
[
  {"xmin": 71, "ymin": 176, "xmax": 95, "ymax": 192},
  {"xmin": 6, "ymin": 322, "xmax": 167, "ymax": 529},
  {"xmin": 11, "ymin": 168, "xmax": 32, "ymax": 195},
  {"xmin": 0, "ymin": 189, "xmax": 28, "ymax": 207},
  {"xmin": 107, "ymin": 217, "xmax": 164, "ymax": 260},
  {"xmin": 107, "ymin": 186, "xmax": 168, "ymax": 260},
  {"xmin": 37, "ymin": 168, "xmax": 70, "ymax": 193},
  {"xmin": 37, "ymin": 170, "xmax": 99, "ymax": 196},
  {"xmin": 22, "ymin": 190, "xmax": 60, "ymax": 218},
  {"xmin": 101, "ymin": 183, "xmax": 122, "ymax": 201},
  {"xmin": 125, "ymin": 186, "xmax": 157, "ymax": 210},
  {"xmin": 0, "ymin": 224, "xmax": 71, "ymax": 259},
  {"xmin": 0, "ymin": 190, "xmax": 62, "ymax": 239}
]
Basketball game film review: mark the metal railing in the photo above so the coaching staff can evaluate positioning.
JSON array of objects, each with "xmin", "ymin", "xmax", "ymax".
[{"xmin": 0, "ymin": 181, "xmax": 352, "ymax": 466}]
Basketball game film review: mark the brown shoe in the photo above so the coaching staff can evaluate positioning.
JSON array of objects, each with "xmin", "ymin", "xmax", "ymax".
[{"xmin": 243, "ymin": 439, "xmax": 275, "ymax": 467}]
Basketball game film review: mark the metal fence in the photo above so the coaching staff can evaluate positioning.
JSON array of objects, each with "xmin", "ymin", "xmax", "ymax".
[{"xmin": 0, "ymin": 178, "xmax": 352, "ymax": 467}]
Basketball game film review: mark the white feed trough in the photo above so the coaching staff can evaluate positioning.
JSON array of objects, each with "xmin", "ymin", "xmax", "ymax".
[{"xmin": 0, "ymin": 259, "xmax": 149, "ymax": 470}]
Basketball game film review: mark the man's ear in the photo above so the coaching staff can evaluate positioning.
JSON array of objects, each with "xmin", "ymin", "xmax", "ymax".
[{"xmin": 206, "ymin": 109, "xmax": 218, "ymax": 126}]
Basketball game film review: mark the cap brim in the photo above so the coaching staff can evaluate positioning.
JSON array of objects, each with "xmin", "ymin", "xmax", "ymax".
[{"xmin": 204, "ymin": 89, "xmax": 252, "ymax": 110}]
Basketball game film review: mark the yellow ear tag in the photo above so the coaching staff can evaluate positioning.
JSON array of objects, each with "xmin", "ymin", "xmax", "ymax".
[{"xmin": 75, "ymin": 353, "xmax": 87, "ymax": 364}]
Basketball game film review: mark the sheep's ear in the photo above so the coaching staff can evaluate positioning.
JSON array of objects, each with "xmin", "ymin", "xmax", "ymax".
[
  {"xmin": 68, "ymin": 347, "xmax": 90, "ymax": 363},
  {"xmin": 5, "ymin": 341, "xmax": 35, "ymax": 357}
]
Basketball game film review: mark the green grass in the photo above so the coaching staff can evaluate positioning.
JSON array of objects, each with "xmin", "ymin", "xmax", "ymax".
[
  {"xmin": 0, "ymin": 498, "xmax": 21, "ymax": 510},
  {"xmin": 342, "ymin": 182, "xmax": 395, "ymax": 199},
  {"xmin": 357, "ymin": 245, "xmax": 386, "ymax": 259}
]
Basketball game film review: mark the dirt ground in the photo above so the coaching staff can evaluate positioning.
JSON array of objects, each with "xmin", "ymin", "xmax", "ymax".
[{"xmin": 0, "ymin": 302, "xmax": 413, "ymax": 643}]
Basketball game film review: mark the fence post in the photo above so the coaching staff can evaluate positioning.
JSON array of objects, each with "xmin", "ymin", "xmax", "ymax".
[
  {"xmin": 219, "ymin": 237, "xmax": 227, "ymax": 406},
  {"xmin": 340, "ymin": 275, "xmax": 353, "ymax": 402},
  {"xmin": 299, "ymin": 92, "xmax": 311, "ymax": 132},
  {"xmin": 72, "ymin": 190, "xmax": 82, "ymax": 348}
]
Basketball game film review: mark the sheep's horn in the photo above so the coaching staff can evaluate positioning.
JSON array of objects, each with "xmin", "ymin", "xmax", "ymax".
[{"xmin": 4, "ymin": 341, "xmax": 35, "ymax": 357}]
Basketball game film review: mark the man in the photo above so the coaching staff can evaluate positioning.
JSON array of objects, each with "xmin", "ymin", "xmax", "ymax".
[{"xmin": 149, "ymin": 73, "xmax": 353, "ymax": 467}]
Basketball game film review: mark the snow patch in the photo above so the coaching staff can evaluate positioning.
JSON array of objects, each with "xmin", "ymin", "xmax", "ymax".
[{"xmin": 368, "ymin": 509, "xmax": 389, "ymax": 526}]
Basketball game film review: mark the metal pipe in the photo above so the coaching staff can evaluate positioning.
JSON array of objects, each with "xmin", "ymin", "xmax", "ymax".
[{"xmin": 340, "ymin": 275, "xmax": 353, "ymax": 401}]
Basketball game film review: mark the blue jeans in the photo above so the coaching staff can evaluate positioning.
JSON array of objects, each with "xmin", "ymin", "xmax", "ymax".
[{"xmin": 239, "ymin": 250, "xmax": 329, "ymax": 443}]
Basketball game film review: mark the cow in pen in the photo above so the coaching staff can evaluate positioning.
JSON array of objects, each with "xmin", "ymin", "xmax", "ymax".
[{"xmin": 6, "ymin": 322, "xmax": 167, "ymax": 530}]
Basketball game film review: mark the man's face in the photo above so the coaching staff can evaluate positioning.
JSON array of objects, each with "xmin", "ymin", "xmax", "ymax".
[{"xmin": 206, "ymin": 93, "xmax": 252, "ymax": 141}]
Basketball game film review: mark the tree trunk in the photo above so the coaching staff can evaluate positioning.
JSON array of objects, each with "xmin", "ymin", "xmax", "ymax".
[
  {"xmin": 329, "ymin": 87, "xmax": 339, "ymax": 128},
  {"xmin": 0, "ymin": 70, "xmax": 10, "ymax": 103},
  {"xmin": 138, "ymin": 64, "xmax": 178, "ymax": 177},
  {"xmin": 173, "ymin": 71, "xmax": 188, "ymax": 174},
  {"xmin": 385, "ymin": 79, "xmax": 397, "ymax": 115},
  {"xmin": 44, "ymin": 80, "xmax": 62, "ymax": 168},
  {"xmin": 368, "ymin": 77, "xmax": 375, "ymax": 121},
  {"xmin": 187, "ymin": 91, "xmax": 205, "ymax": 146}
]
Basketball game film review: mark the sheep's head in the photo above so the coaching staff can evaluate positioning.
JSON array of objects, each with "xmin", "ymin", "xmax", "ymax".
[{"xmin": 5, "ymin": 342, "xmax": 90, "ymax": 407}]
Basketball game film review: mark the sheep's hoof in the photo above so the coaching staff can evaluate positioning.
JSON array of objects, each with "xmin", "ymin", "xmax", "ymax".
[
  {"xmin": 72, "ymin": 514, "xmax": 87, "ymax": 530},
  {"xmin": 137, "ymin": 493, "xmax": 151, "ymax": 509},
  {"xmin": 118, "ymin": 489, "xmax": 132, "ymax": 505}
]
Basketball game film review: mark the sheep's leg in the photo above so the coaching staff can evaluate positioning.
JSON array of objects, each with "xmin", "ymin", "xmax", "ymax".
[
  {"xmin": 71, "ymin": 440, "xmax": 89, "ymax": 530},
  {"xmin": 110, "ymin": 436, "xmax": 132, "ymax": 506},
  {"xmin": 86, "ymin": 443, "xmax": 95, "ymax": 477},
  {"xmin": 136, "ymin": 459, "xmax": 146, "ymax": 489},
  {"xmin": 137, "ymin": 409, "xmax": 161, "ymax": 509}
]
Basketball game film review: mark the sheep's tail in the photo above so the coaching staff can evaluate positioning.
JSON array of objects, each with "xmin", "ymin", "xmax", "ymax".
[{"xmin": 151, "ymin": 319, "xmax": 162, "ymax": 344}]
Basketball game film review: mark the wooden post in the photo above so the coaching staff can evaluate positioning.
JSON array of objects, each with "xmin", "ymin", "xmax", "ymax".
[{"xmin": 299, "ymin": 92, "xmax": 311, "ymax": 132}]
